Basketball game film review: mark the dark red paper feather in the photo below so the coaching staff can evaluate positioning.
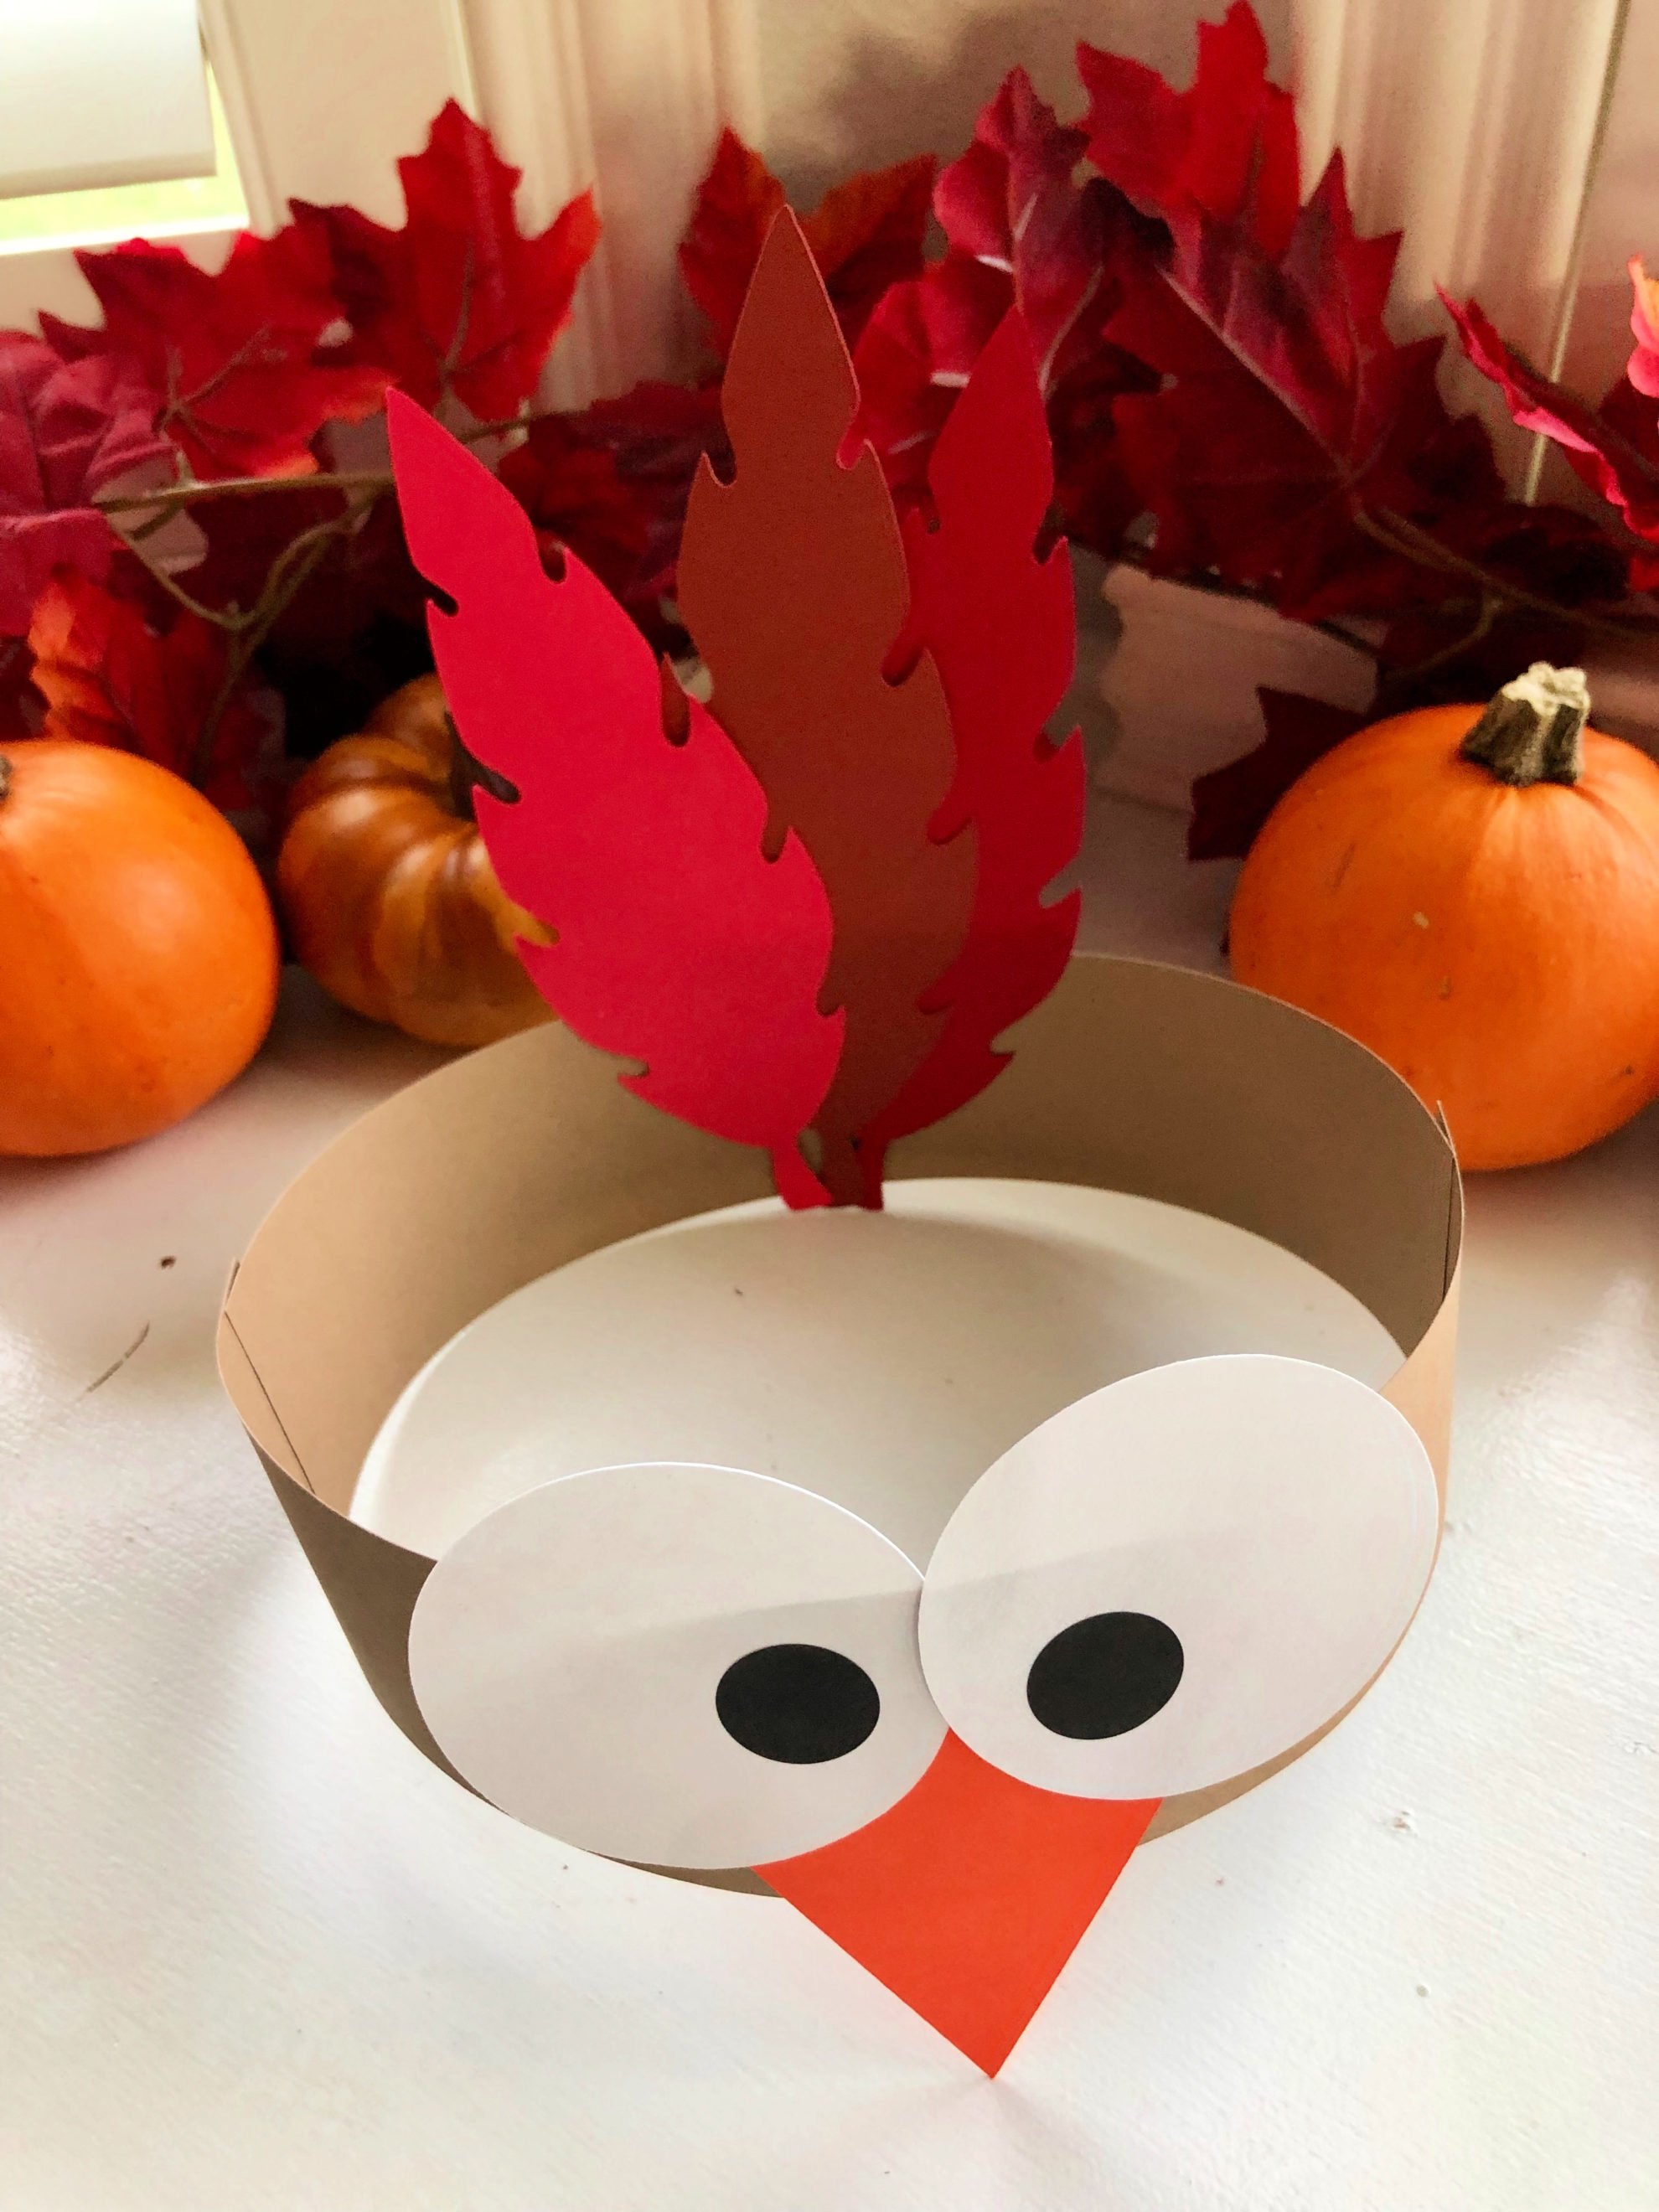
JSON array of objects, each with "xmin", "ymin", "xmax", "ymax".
[
  {"xmin": 387, "ymin": 390, "xmax": 843, "ymax": 1186},
  {"xmin": 677, "ymin": 211, "xmax": 975, "ymax": 1207},
  {"xmin": 859, "ymin": 314, "xmax": 1083, "ymax": 1195}
]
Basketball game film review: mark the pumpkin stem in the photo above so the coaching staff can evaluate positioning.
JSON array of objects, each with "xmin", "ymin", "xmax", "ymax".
[
  {"xmin": 0, "ymin": 753, "xmax": 11, "ymax": 804},
  {"xmin": 1459, "ymin": 663, "xmax": 1589, "ymax": 787}
]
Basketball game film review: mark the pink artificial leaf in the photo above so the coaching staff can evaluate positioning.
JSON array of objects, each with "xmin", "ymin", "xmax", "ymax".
[
  {"xmin": 853, "ymin": 251, "xmax": 1010, "ymax": 493},
  {"xmin": 1442, "ymin": 287, "xmax": 1659, "ymax": 541},
  {"xmin": 854, "ymin": 68, "xmax": 1110, "ymax": 491},
  {"xmin": 857, "ymin": 314, "xmax": 1083, "ymax": 1196},
  {"xmin": 1078, "ymin": 0, "xmax": 1300, "ymax": 256},
  {"xmin": 1599, "ymin": 375, "xmax": 1659, "ymax": 589},
  {"xmin": 1627, "ymin": 256, "xmax": 1659, "ymax": 399},
  {"xmin": 386, "ymin": 390, "xmax": 844, "ymax": 1193},
  {"xmin": 933, "ymin": 69, "xmax": 1101, "ymax": 389},
  {"xmin": 0, "ymin": 335, "xmax": 171, "ymax": 635}
]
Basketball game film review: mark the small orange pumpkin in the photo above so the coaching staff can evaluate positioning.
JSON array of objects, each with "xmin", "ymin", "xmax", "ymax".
[
  {"xmin": 0, "ymin": 740, "xmax": 280, "ymax": 1156},
  {"xmin": 1229, "ymin": 665, "xmax": 1659, "ymax": 1169},
  {"xmin": 276, "ymin": 674, "xmax": 552, "ymax": 1048}
]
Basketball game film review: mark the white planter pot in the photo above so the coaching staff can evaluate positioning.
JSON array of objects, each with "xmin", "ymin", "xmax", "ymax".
[{"xmin": 1093, "ymin": 565, "xmax": 1377, "ymax": 813}]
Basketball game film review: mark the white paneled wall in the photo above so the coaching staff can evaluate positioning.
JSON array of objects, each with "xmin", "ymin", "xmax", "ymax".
[
  {"xmin": 1293, "ymin": 0, "xmax": 1628, "ymax": 471},
  {"xmin": 1556, "ymin": 0, "xmax": 1647, "ymax": 406}
]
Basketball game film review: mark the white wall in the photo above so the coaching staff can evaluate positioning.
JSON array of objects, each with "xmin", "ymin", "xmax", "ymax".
[{"xmin": 752, "ymin": 0, "xmax": 1290, "ymax": 199}]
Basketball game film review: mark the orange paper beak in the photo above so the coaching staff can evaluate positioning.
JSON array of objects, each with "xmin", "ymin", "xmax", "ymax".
[{"xmin": 756, "ymin": 1732, "xmax": 1159, "ymax": 2073}]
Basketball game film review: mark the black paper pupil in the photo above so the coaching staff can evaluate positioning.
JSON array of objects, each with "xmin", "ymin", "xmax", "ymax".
[
  {"xmin": 1026, "ymin": 1611, "xmax": 1185, "ymax": 1740},
  {"xmin": 716, "ymin": 1643, "xmax": 880, "ymax": 1765}
]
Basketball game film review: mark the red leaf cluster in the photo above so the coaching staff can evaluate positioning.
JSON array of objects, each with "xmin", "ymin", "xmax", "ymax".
[
  {"xmin": 1071, "ymin": 6, "xmax": 1514, "ymax": 623},
  {"xmin": 498, "ymin": 381, "xmax": 726, "ymax": 646},
  {"xmin": 28, "ymin": 570, "xmax": 272, "ymax": 819},
  {"xmin": 852, "ymin": 67, "xmax": 1152, "ymax": 540},
  {"xmin": 295, "ymin": 102, "xmax": 599, "ymax": 420},
  {"xmin": 0, "ymin": 99, "xmax": 607, "ymax": 809},
  {"xmin": 0, "ymin": 335, "xmax": 169, "ymax": 634},
  {"xmin": 1444, "ymin": 282, "xmax": 1659, "ymax": 586},
  {"xmin": 44, "ymin": 230, "xmax": 388, "ymax": 479},
  {"xmin": 1078, "ymin": 0, "xmax": 1297, "ymax": 253},
  {"xmin": 680, "ymin": 128, "xmax": 934, "ymax": 359},
  {"xmin": 1103, "ymin": 158, "xmax": 1463, "ymax": 613}
]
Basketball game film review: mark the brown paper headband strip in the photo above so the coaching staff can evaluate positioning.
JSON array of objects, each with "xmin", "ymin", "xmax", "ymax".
[{"xmin": 219, "ymin": 953, "xmax": 1460, "ymax": 1862}]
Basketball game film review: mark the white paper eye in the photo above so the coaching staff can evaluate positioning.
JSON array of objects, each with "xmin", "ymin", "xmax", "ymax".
[
  {"xmin": 407, "ymin": 1463, "xmax": 945, "ymax": 1871},
  {"xmin": 917, "ymin": 1357, "xmax": 1438, "ymax": 1801}
]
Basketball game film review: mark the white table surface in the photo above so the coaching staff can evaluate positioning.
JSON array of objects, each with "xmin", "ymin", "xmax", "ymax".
[{"xmin": 3, "ymin": 795, "xmax": 1656, "ymax": 2212}]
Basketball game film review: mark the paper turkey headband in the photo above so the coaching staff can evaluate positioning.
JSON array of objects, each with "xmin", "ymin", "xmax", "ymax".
[{"xmin": 219, "ymin": 214, "xmax": 1460, "ymax": 2073}]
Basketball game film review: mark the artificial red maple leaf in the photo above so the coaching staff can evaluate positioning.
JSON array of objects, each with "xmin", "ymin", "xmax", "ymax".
[
  {"xmin": 293, "ymin": 102, "xmax": 599, "ymax": 419},
  {"xmin": 679, "ymin": 131, "xmax": 781, "ymax": 359},
  {"xmin": 851, "ymin": 250, "xmax": 1009, "ymax": 494},
  {"xmin": 0, "ymin": 334, "xmax": 172, "ymax": 633},
  {"xmin": 1109, "ymin": 156, "xmax": 1468, "ymax": 614},
  {"xmin": 42, "ymin": 230, "xmax": 387, "ymax": 480},
  {"xmin": 859, "ymin": 70, "xmax": 1099, "ymax": 406},
  {"xmin": 28, "ymin": 569, "xmax": 272, "ymax": 816},
  {"xmin": 1079, "ymin": 0, "xmax": 1299, "ymax": 256},
  {"xmin": 855, "ymin": 69, "xmax": 1141, "ymax": 507},
  {"xmin": 805, "ymin": 156, "xmax": 941, "ymax": 349},
  {"xmin": 1443, "ymin": 288, "xmax": 1659, "ymax": 558},
  {"xmin": 930, "ymin": 71, "xmax": 1103, "ymax": 389},
  {"xmin": 1187, "ymin": 687, "xmax": 1370, "ymax": 861},
  {"xmin": 498, "ymin": 381, "xmax": 726, "ymax": 644},
  {"xmin": 679, "ymin": 127, "xmax": 935, "ymax": 359},
  {"xmin": 1045, "ymin": 338, "xmax": 1160, "ymax": 560}
]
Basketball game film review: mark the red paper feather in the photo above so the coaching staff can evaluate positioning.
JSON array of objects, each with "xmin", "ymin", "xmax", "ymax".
[
  {"xmin": 387, "ymin": 390, "xmax": 843, "ymax": 1186},
  {"xmin": 676, "ymin": 211, "xmax": 976, "ymax": 1207},
  {"xmin": 858, "ymin": 315, "xmax": 1083, "ymax": 1196}
]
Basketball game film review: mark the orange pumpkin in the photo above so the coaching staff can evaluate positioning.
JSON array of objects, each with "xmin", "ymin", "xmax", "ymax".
[
  {"xmin": 1229, "ymin": 665, "xmax": 1659, "ymax": 1170},
  {"xmin": 276, "ymin": 675, "xmax": 553, "ymax": 1047},
  {"xmin": 0, "ymin": 740, "xmax": 280, "ymax": 1156}
]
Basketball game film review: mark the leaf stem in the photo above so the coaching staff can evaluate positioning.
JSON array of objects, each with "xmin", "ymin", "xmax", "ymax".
[
  {"xmin": 92, "ymin": 408, "xmax": 537, "ymax": 517},
  {"xmin": 141, "ymin": 562, "xmax": 252, "ymax": 632},
  {"xmin": 188, "ymin": 489, "xmax": 380, "ymax": 784},
  {"xmin": 1360, "ymin": 507, "xmax": 1659, "ymax": 640},
  {"xmin": 96, "ymin": 469, "xmax": 393, "ymax": 514}
]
